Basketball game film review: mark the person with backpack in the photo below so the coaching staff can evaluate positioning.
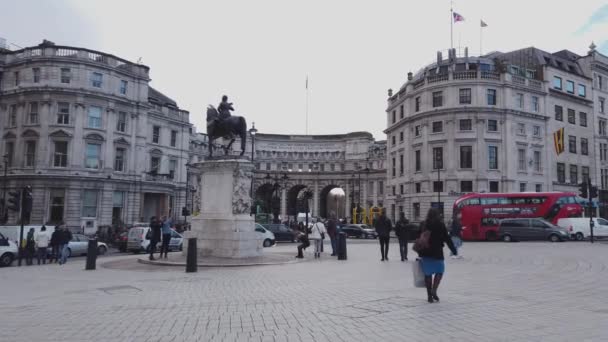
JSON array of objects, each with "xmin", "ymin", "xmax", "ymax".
[
  {"xmin": 310, "ymin": 218, "xmax": 327, "ymax": 258},
  {"xmin": 414, "ymin": 208, "xmax": 458, "ymax": 303},
  {"xmin": 394, "ymin": 212, "xmax": 410, "ymax": 261},
  {"xmin": 374, "ymin": 208, "xmax": 392, "ymax": 261}
]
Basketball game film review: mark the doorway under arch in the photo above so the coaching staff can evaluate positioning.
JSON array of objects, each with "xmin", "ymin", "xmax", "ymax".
[
  {"xmin": 287, "ymin": 185, "xmax": 307, "ymax": 216},
  {"xmin": 319, "ymin": 184, "xmax": 345, "ymax": 219}
]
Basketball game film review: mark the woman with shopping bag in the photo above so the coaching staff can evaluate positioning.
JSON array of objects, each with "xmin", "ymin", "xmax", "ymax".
[{"xmin": 413, "ymin": 208, "xmax": 458, "ymax": 303}]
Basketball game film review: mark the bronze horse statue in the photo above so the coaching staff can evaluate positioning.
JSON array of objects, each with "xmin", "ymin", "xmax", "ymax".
[{"xmin": 206, "ymin": 105, "xmax": 247, "ymax": 157}]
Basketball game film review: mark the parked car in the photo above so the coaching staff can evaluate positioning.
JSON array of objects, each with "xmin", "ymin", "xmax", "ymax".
[
  {"xmin": 255, "ymin": 224, "xmax": 276, "ymax": 247},
  {"xmin": 115, "ymin": 231, "xmax": 129, "ymax": 252},
  {"xmin": 50, "ymin": 234, "xmax": 109, "ymax": 257},
  {"xmin": 0, "ymin": 232, "xmax": 18, "ymax": 267},
  {"xmin": 127, "ymin": 226, "xmax": 183, "ymax": 253},
  {"xmin": 556, "ymin": 217, "xmax": 608, "ymax": 241},
  {"xmin": 498, "ymin": 218, "xmax": 570, "ymax": 242},
  {"xmin": 341, "ymin": 224, "xmax": 377, "ymax": 239},
  {"xmin": 262, "ymin": 224, "xmax": 296, "ymax": 242}
]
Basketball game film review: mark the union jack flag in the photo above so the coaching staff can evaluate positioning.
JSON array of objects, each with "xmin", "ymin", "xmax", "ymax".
[{"xmin": 453, "ymin": 12, "xmax": 465, "ymax": 23}]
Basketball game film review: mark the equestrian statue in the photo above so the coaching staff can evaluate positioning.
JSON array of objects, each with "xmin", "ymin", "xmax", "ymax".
[{"xmin": 206, "ymin": 95, "xmax": 247, "ymax": 157}]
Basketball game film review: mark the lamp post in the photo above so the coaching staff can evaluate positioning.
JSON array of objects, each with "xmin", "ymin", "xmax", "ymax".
[
  {"xmin": 350, "ymin": 174, "xmax": 355, "ymax": 223},
  {"xmin": 435, "ymin": 151, "xmax": 442, "ymax": 215},
  {"xmin": 1, "ymin": 154, "xmax": 7, "ymax": 223},
  {"xmin": 249, "ymin": 122, "xmax": 258, "ymax": 216}
]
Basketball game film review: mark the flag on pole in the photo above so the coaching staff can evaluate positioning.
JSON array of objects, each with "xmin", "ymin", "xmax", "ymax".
[
  {"xmin": 453, "ymin": 12, "xmax": 465, "ymax": 23},
  {"xmin": 553, "ymin": 127, "xmax": 565, "ymax": 155},
  {"xmin": 480, "ymin": 19, "xmax": 488, "ymax": 27}
]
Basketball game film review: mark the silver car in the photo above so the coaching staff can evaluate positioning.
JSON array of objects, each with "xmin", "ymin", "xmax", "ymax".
[{"xmin": 48, "ymin": 234, "xmax": 109, "ymax": 257}]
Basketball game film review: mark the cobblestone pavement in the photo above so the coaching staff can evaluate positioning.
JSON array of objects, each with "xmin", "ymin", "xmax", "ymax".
[{"xmin": 1, "ymin": 240, "xmax": 608, "ymax": 342}]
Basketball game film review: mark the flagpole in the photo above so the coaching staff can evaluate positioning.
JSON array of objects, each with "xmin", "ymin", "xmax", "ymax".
[
  {"xmin": 450, "ymin": 1, "xmax": 453, "ymax": 49},
  {"xmin": 480, "ymin": 23, "xmax": 482, "ymax": 56},
  {"xmin": 305, "ymin": 76, "xmax": 309, "ymax": 135}
]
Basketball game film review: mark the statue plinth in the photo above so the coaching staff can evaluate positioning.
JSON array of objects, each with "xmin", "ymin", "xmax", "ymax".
[{"xmin": 184, "ymin": 158, "xmax": 262, "ymax": 258}]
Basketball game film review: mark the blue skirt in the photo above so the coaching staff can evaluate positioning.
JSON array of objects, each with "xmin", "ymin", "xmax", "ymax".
[{"xmin": 421, "ymin": 257, "xmax": 445, "ymax": 276}]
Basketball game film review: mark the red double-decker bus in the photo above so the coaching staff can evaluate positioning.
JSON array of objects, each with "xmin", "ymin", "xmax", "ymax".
[{"xmin": 453, "ymin": 192, "xmax": 583, "ymax": 241}]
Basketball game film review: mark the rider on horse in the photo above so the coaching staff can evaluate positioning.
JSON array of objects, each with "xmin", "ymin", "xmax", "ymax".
[{"xmin": 218, "ymin": 95, "xmax": 234, "ymax": 120}]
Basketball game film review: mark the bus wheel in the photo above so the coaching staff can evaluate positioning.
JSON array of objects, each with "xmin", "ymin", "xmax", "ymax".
[
  {"xmin": 502, "ymin": 234, "xmax": 512, "ymax": 242},
  {"xmin": 575, "ymin": 232, "xmax": 584, "ymax": 241},
  {"xmin": 485, "ymin": 231, "xmax": 497, "ymax": 241}
]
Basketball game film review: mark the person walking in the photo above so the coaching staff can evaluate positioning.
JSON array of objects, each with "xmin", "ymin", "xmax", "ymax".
[
  {"xmin": 159, "ymin": 215, "xmax": 173, "ymax": 259},
  {"xmin": 310, "ymin": 218, "xmax": 327, "ymax": 258},
  {"xmin": 326, "ymin": 215, "xmax": 338, "ymax": 256},
  {"xmin": 149, "ymin": 217, "xmax": 162, "ymax": 261},
  {"xmin": 25, "ymin": 228, "xmax": 36, "ymax": 266},
  {"xmin": 394, "ymin": 212, "xmax": 410, "ymax": 262},
  {"xmin": 49, "ymin": 226, "xmax": 61, "ymax": 263},
  {"xmin": 450, "ymin": 213, "xmax": 463, "ymax": 259},
  {"xmin": 374, "ymin": 209, "xmax": 392, "ymax": 261},
  {"xmin": 59, "ymin": 226, "xmax": 73, "ymax": 265},
  {"xmin": 295, "ymin": 228, "xmax": 310, "ymax": 259},
  {"xmin": 35, "ymin": 226, "xmax": 50, "ymax": 265},
  {"xmin": 416, "ymin": 208, "xmax": 458, "ymax": 303}
]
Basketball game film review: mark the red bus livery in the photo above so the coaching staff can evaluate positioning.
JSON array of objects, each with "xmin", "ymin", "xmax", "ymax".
[{"xmin": 453, "ymin": 192, "xmax": 583, "ymax": 241}]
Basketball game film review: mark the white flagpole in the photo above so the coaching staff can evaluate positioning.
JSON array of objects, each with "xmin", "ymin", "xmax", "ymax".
[
  {"xmin": 305, "ymin": 76, "xmax": 309, "ymax": 135},
  {"xmin": 480, "ymin": 23, "xmax": 482, "ymax": 56},
  {"xmin": 450, "ymin": 1, "xmax": 453, "ymax": 49}
]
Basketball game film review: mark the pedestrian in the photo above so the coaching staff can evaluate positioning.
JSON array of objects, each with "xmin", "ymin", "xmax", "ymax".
[
  {"xmin": 394, "ymin": 212, "xmax": 410, "ymax": 262},
  {"xmin": 59, "ymin": 226, "xmax": 73, "ymax": 265},
  {"xmin": 310, "ymin": 218, "xmax": 327, "ymax": 258},
  {"xmin": 35, "ymin": 225, "xmax": 50, "ymax": 265},
  {"xmin": 326, "ymin": 214, "xmax": 338, "ymax": 256},
  {"xmin": 450, "ymin": 213, "xmax": 464, "ymax": 259},
  {"xmin": 49, "ymin": 226, "xmax": 61, "ymax": 263},
  {"xmin": 159, "ymin": 215, "xmax": 173, "ymax": 259},
  {"xmin": 374, "ymin": 208, "xmax": 392, "ymax": 261},
  {"xmin": 25, "ymin": 228, "xmax": 36, "ymax": 266},
  {"xmin": 295, "ymin": 230, "xmax": 310, "ymax": 259},
  {"xmin": 416, "ymin": 208, "xmax": 457, "ymax": 303},
  {"xmin": 149, "ymin": 216, "xmax": 162, "ymax": 260}
]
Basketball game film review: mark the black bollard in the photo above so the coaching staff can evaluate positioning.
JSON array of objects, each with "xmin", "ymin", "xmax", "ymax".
[
  {"xmin": 85, "ymin": 239, "xmax": 97, "ymax": 270},
  {"xmin": 186, "ymin": 238, "xmax": 197, "ymax": 273},
  {"xmin": 338, "ymin": 232, "xmax": 347, "ymax": 260}
]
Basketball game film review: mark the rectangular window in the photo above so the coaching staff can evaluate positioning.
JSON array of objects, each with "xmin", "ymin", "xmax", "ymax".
[
  {"xmin": 517, "ymin": 149, "xmax": 526, "ymax": 171},
  {"xmin": 116, "ymin": 112, "xmax": 127, "ymax": 132},
  {"xmin": 414, "ymin": 125, "xmax": 421, "ymax": 137},
  {"xmin": 378, "ymin": 181, "xmax": 384, "ymax": 195},
  {"xmin": 152, "ymin": 126, "xmax": 160, "ymax": 144},
  {"xmin": 330, "ymin": 164, "xmax": 335, "ymax": 171},
  {"xmin": 150, "ymin": 156, "xmax": 160, "ymax": 173},
  {"xmin": 599, "ymin": 75, "xmax": 604, "ymax": 90},
  {"xmin": 114, "ymin": 147, "xmax": 125, "ymax": 172},
  {"xmin": 460, "ymin": 146, "xmax": 472, "ymax": 169},
  {"xmin": 28, "ymin": 102, "xmax": 39, "ymax": 124},
  {"xmin": 432, "ymin": 91, "xmax": 443, "ymax": 107},
  {"xmin": 415, "ymin": 97, "xmax": 420, "ymax": 112},
  {"xmin": 581, "ymin": 138, "xmax": 589, "ymax": 155},
  {"xmin": 415, "ymin": 183, "xmax": 421, "ymax": 193},
  {"xmin": 61, "ymin": 68, "xmax": 71, "ymax": 84},
  {"xmin": 535, "ymin": 184, "xmax": 542, "ymax": 192},
  {"xmin": 568, "ymin": 135, "xmax": 577, "ymax": 153},
  {"xmin": 399, "ymin": 131, "xmax": 403, "ymax": 142},
  {"xmin": 461, "ymin": 181, "xmax": 473, "ymax": 192},
  {"xmin": 399, "ymin": 184, "xmax": 404, "ymax": 194},
  {"xmin": 170, "ymin": 130, "xmax": 178, "ymax": 147},
  {"xmin": 14, "ymin": 71, "xmax": 19, "ymax": 86},
  {"xmin": 432, "ymin": 147, "xmax": 443, "ymax": 169},
  {"xmin": 555, "ymin": 105, "xmax": 563, "ymax": 121},
  {"xmin": 533, "ymin": 151, "xmax": 541, "ymax": 172},
  {"xmin": 553, "ymin": 76, "xmax": 562, "ymax": 90},
  {"xmin": 578, "ymin": 84, "xmax": 586, "ymax": 97},
  {"xmin": 487, "ymin": 89, "xmax": 497, "ymax": 105},
  {"xmin": 579, "ymin": 112, "xmax": 587, "ymax": 127},
  {"xmin": 91, "ymin": 72, "xmax": 103, "ymax": 88},
  {"xmin": 566, "ymin": 80, "xmax": 574, "ymax": 94},
  {"xmin": 33, "ymin": 68, "xmax": 40, "ymax": 83},
  {"xmin": 567, "ymin": 109, "xmax": 575, "ymax": 124},
  {"xmin": 489, "ymin": 181, "xmax": 499, "ymax": 193},
  {"xmin": 601, "ymin": 143, "xmax": 608, "ymax": 161},
  {"xmin": 25, "ymin": 141, "xmax": 36, "ymax": 167},
  {"xmin": 88, "ymin": 106, "xmax": 102, "ymax": 128},
  {"xmin": 415, "ymin": 150, "xmax": 421, "ymax": 171},
  {"xmin": 600, "ymin": 98, "xmax": 605, "ymax": 114},
  {"xmin": 399, "ymin": 154, "xmax": 404, "ymax": 175},
  {"xmin": 431, "ymin": 121, "xmax": 443, "ymax": 133},
  {"xmin": 53, "ymin": 141, "xmax": 68, "ymax": 167},
  {"xmin": 82, "ymin": 190, "xmax": 98, "ymax": 218},
  {"xmin": 459, "ymin": 119, "xmax": 472, "ymax": 131},
  {"xmin": 570, "ymin": 165, "xmax": 578, "ymax": 184},
  {"xmin": 57, "ymin": 102, "xmax": 70, "ymax": 125},
  {"xmin": 487, "ymin": 119, "xmax": 498, "ymax": 132},
  {"xmin": 433, "ymin": 181, "xmax": 443, "ymax": 192},
  {"xmin": 169, "ymin": 160, "xmax": 177, "ymax": 179},
  {"xmin": 557, "ymin": 162, "xmax": 566, "ymax": 183},
  {"xmin": 85, "ymin": 143, "xmax": 101, "ymax": 169},
  {"xmin": 517, "ymin": 123, "xmax": 526, "ymax": 135},
  {"xmin": 391, "ymin": 157, "xmax": 396, "ymax": 177},
  {"xmin": 49, "ymin": 189, "xmax": 65, "ymax": 223},
  {"xmin": 488, "ymin": 146, "xmax": 498, "ymax": 169},
  {"xmin": 600, "ymin": 119, "xmax": 607, "ymax": 136},
  {"xmin": 532, "ymin": 96, "xmax": 539, "ymax": 112},
  {"xmin": 582, "ymin": 166, "xmax": 590, "ymax": 183},
  {"xmin": 413, "ymin": 203, "xmax": 420, "ymax": 220},
  {"xmin": 533, "ymin": 125, "xmax": 541, "ymax": 137},
  {"xmin": 8, "ymin": 104, "xmax": 17, "ymax": 127},
  {"xmin": 516, "ymin": 93, "xmax": 524, "ymax": 109},
  {"xmin": 519, "ymin": 183, "xmax": 527, "ymax": 192},
  {"xmin": 399, "ymin": 105, "xmax": 404, "ymax": 119},
  {"xmin": 5, "ymin": 142, "xmax": 14, "ymax": 167},
  {"xmin": 391, "ymin": 136, "xmax": 396, "ymax": 146},
  {"xmin": 459, "ymin": 88, "xmax": 471, "ymax": 104},
  {"xmin": 391, "ymin": 110, "xmax": 396, "ymax": 124},
  {"xmin": 119, "ymin": 80, "xmax": 128, "ymax": 95}
]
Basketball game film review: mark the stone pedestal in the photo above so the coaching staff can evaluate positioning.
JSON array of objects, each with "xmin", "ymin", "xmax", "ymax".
[{"xmin": 184, "ymin": 157, "xmax": 262, "ymax": 258}]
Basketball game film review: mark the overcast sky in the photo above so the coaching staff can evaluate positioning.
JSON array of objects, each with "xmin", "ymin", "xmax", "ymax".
[{"xmin": 2, "ymin": 0, "xmax": 608, "ymax": 140}]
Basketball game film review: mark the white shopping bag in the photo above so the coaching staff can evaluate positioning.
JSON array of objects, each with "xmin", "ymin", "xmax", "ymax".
[{"xmin": 412, "ymin": 258, "xmax": 425, "ymax": 288}]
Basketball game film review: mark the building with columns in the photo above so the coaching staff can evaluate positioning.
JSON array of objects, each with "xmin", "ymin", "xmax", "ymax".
[
  {"xmin": 0, "ymin": 40, "xmax": 191, "ymax": 231},
  {"xmin": 385, "ymin": 45, "xmax": 608, "ymax": 223}
]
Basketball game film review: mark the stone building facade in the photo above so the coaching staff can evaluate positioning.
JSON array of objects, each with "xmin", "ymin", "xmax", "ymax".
[
  {"xmin": 0, "ymin": 41, "xmax": 191, "ymax": 232},
  {"xmin": 385, "ymin": 46, "xmax": 604, "ymax": 222}
]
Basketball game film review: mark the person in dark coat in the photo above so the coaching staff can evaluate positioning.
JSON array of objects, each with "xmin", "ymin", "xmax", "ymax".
[
  {"xmin": 149, "ymin": 217, "xmax": 162, "ymax": 260},
  {"xmin": 25, "ymin": 228, "xmax": 36, "ymax": 266},
  {"xmin": 59, "ymin": 226, "xmax": 72, "ymax": 265},
  {"xmin": 374, "ymin": 209, "xmax": 392, "ymax": 261},
  {"xmin": 394, "ymin": 212, "xmax": 410, "ymax": 261},
  {"xmin": 417, "ymin": 208, "xmax": 458, "ymax": 303},
  {"xmin": 326, "ymin": 215, "xmax": 338, "ymax": 256},
  {"xmin": 450, "ymin": 213, "xmax": 463, "ymax": 258},
  {"xmin": 49, "ymin": 226, "xmax": 61, "ymax": 263}
]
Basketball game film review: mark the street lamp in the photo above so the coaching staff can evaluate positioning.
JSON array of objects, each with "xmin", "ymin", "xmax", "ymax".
[
  {"xmin": 435, "ymin": 151, "xmax": 442, "ymax": 215},
  {"xmin": 249, "ymin": 122, "xmax": 258, "ymax": 215},
  {"xmin": 1, "ymin": 154, "xmax": 8, "ymax": 223}
]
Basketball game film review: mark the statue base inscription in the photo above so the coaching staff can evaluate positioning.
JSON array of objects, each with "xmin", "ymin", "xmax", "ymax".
[{"xmin": 184, "ymin": 158, "xmax": 262, "ymax": 258}]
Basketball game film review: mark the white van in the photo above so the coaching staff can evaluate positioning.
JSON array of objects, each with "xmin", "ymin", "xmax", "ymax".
[
  {"xmin": 127, "ymin": 226, "xmax": 183, "ymax": 253},
  {"xmin": 556, "ymin": 217, "xmax": 608, "ymax": 240},
  {"xmin": 0, "ymin": 232, "xmax": 18, "ymax": 267}
]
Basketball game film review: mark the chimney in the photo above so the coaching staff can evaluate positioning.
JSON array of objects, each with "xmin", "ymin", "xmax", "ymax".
[
  {"xmin": 407, "ymin": 72, "xmax": 413, "ymax": 81},
  {"xmin": 388, "ymin": 88, "xmax": 393, "ymax": 97},
  {"xmin": 449, "ymin": 48, "xmax": 456, "ymax": 63},
  {"xmin": 437, "ymin": 51, "xmax": 443, "ymax": 64},
  {"xmin": 464, "ymin": 47, "xmax": 468, "ymax": 58}
]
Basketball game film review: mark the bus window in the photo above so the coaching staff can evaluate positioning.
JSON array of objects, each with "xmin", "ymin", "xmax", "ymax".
[
  {"xmin": 530, "ymin": 197, "xmax": 546, "ymax": 204},
  {"xmin": 481, "ymin": 218, "xmax": 500, "ymax": 226},
  {"xmin": 512, "ymin": 198, "xmax": 526, "ymax": 205},
  {"xmin": 467, "ymin": 198, "xmax": 480, "ymax": 205},
  {"xmin": 498, "ymin": 197, "xmax": 510, "ymax": 205}
]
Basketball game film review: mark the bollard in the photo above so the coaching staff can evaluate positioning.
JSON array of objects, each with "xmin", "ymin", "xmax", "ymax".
[
  {"xmin": 186, "ymin": 237, "xmax": 197, "ymax": 273},
  {"xmin": 85, "ymin": 239, "xmax": 97, "ymax": 270},
  {"xmin": 338, "ymin": 232, "xmax": 347, "ymax": 260}
]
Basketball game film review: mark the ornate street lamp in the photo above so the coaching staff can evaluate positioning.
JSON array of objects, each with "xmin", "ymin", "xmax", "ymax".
[
  {"xmin": 1, "ymin": 154, "xmax": 8, "ymax": 223},
  {"xmin": 249, "ymin": 123, "xmax": 258, "ymax": 215}
]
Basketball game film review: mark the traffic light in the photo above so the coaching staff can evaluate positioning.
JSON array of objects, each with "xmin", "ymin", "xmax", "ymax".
[
  {"xmin": 579, "ymin": 182, "xmax": 588, "ymax": 198},
  {"xmin": 7, "ymin": 190, "xmax": 21, "ymax": 212},
  {"xmin": 590, "ymin": 185, "xmax": 599, "ymax": 199},
  {"xmin": 22, "ymin": 186, "xmax": 33, "ymax": 215},
  {"xmin": 181, "ymin": 206, "xmax": 190, "ymax": 217}
]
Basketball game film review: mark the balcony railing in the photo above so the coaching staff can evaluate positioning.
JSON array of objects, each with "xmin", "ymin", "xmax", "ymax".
[
  {"xmin": 453, "ymin": 70, "xmax": 477, "ymax": 80},
  {"xmin": 481, "ymin": 71, "xmax": 500, "ymax": 80},
  {"xmin": 427, "ymin": 73, "xmax": 449, "ymax": 84}
]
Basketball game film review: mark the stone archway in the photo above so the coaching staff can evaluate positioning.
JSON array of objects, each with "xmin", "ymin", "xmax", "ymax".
[
  {"xmin": 287, "ymin": 185, "xmax": 307, "ymax": 216},
  {"xmin": 255, "ymin": 183, "xmax": 275, "ymax": 213},
  {"xmin": 319, "ymin": 184, "xmax": 345, "ymax": 219}
]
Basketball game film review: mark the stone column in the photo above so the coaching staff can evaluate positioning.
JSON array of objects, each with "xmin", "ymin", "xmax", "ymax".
[
  {"xmin": 345, "ymin": 182, "xmax": 351, "ymax": 220},
  {"xmin": 373, "ymin": 180, "xmax": 378, "ymax": 206},
  {"xmin": 280, "ymin": 188, "xmax": 287, "ymax": 220},
  {"xmin": 313, "ymin": 179, "xmax": 319, "ymax": 217}
]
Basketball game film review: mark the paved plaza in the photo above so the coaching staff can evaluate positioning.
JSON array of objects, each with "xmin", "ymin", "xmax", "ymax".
[{"xmin": 1, "ymin": 240, "xmax": 608, "ymax": 342}]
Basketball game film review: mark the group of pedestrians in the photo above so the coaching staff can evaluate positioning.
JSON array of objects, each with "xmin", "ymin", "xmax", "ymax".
[
  {"xmin": 295, "ymin": 216, "xmax": 340, "ymax": 259},
  {"xmin": 22, "ymin": 225, "xmax": 72, "ymax": 265},
  {"xmin": 148, "ymin": 214, "xmax": 173, "ymax": 261}
]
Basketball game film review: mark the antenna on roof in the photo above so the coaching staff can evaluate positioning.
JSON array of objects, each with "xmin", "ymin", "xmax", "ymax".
[{"xmin": 137, "ymin": 57, "xmax": 143, "ymax": 64}]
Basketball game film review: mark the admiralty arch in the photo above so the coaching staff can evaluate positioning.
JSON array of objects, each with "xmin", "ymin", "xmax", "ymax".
[{"xmin": 248, "ymin": 132, "xmax": 386, "ymax": 221}]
